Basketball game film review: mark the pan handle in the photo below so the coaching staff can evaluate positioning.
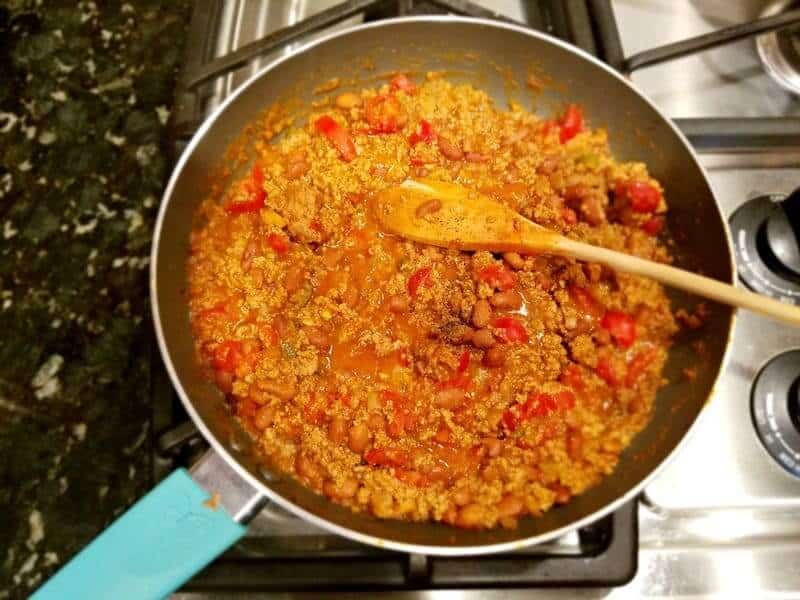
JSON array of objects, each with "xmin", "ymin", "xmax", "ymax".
[{"xmin": 32, "ymin": 449, "xmax": 265, "ymax": 600}]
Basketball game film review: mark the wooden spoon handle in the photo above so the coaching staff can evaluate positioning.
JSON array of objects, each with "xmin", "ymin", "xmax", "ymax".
[{"xmin": 556, "ymin": 237, "xmax": 800, "ymax": 326}]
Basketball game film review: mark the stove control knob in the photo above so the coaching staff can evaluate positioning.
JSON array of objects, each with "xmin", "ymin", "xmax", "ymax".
[
  {"xmin": 791, "ymin": 378, "xmax": 800, "ymax": 435},
  {"xmin": 751, "ymin": 350, "xmax": 800, "ymax": 478},
  {"xmin": 763, "ymin": 188, "xmax": 800, "ymax": 277}
]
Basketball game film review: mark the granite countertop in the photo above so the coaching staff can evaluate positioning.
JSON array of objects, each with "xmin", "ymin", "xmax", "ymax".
[{"xmin": 0, "ymin": 2, "xmax": 191, "ymax": 596}]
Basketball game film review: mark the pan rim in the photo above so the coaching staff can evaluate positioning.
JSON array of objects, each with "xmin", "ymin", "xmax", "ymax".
[{"xmin": 150, "ymin": 14, "xmax": 737, "ymax": 556}]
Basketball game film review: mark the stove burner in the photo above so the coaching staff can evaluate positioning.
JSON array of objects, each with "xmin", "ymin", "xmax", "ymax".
[
  {"xmin": 757, "ymin": 0, "xmax": 800, "ymax": 95},
  {"xmin": 751, "ymin": 350, "xmax": 800, "ymax": 478},
  {"xmin": 729, "ymin": 193, "xmax": 800, "ymax": 304}
]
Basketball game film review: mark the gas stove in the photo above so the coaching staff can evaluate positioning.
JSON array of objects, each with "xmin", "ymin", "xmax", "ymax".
[{"xmin": 160, "ymin": 1, "xmax": 800, "ymax": 597}]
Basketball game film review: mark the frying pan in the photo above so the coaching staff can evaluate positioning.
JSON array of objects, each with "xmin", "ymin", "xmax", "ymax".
[{"xmin": 35, "ymin": 16, "xmax": 735, "ymax": 599}]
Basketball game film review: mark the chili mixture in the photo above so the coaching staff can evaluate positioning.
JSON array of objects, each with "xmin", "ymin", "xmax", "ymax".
[{"xmin": 188, "ymin": 75, "xmax": 676, "ymax": 529}]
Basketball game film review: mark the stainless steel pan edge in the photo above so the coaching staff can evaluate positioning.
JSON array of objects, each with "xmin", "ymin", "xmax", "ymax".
[{"xmin": 150, "ymin": 16, "xmax": 736, "ymax": 555}]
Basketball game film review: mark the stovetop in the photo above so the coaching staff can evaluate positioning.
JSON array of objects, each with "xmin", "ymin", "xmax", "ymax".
[{"xmin": 164, "ymin": 1, "xmax": 800, "ymax": 597}]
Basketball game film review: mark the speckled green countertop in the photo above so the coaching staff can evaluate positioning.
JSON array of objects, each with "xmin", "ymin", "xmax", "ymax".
[{"xmin": 0, "ymin": 2, "xmax": 191, "ymax": 596}]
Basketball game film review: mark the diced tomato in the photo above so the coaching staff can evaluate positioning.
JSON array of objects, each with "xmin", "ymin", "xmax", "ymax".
[
  {"xmin": 408, "ymin": 119, "xmax": 435, "ymax": 146},
  {"xmin": 303, "ymin": 403, "xmax": 325, "ymax": 425},
  {"xmin": 478, "ymin": 265, "xmax": 517, "ymax": 290},
  {"xmin": 539, "ymin": 120, "xmax": 558, "ymax": 136},
  {"xmin": 457, "ymin": 350, "xmax": 471, "ymax": 373},
  {"xmin": 262, "ymin": 325, "xmax": 279, "ymax": 346},
  {"xmin": 380, "ymin": 390, "xmax": 404, "ymax": 404},
  {"xmin": 197, "ymin": 302, "xmax": 227, "ymax": 320},
  {"xmin": 237, "ymin": 398, "xmax": 258, "ymax": 418},
  {"xmin": 212, "ymin": 340, "xmax": 242, "ymax": 373},
  {"xmin": 395, "ymin": 469, "xmax": 428, "ymax": 487},
  {"xmin": 365, "ymin": 94, "xmax": 404, "ymax": 134},
  {"xmin": 559, "ymin": 104, "xmax": 583, "ymax": 143},
  {"xmin": 568, "ymin": 285, "xmax": 602, "ymax": 318},
  {"xmin": 397, "ymin": 348, "xmax": 411, "ymax": 366},
  {"xmin": 642, "ymin": 216, "xmax": 664, "ymax": 235},
  {"xmin": 596, "ymin": 357, "xmax": 620, "ymax": 387},
  {"xmin": 524, "ymin": 392, "xmax": 558, "ymax": 418},
  {"xmin": 555, "ymin": 390, "xmax": 576, "ymax": 410},
  {"xmin": 561, "ymin": 207, "xmax": 578, "ymax": 225},
  {"xmin": 250, "ymin": 164, "xmax": 264, "ymax": 187},
  {"xmin": 436, "ymin": 374, "xmax": 470, "ymax": 391},
  {"xmin": 266, "ymin": 232, "xmax": 289, "ymax": 255},
  {"xmin": 225, "ymin": 166, "xmax": 266, "ymax": 214},
  {"xmin": 314, "ymin": 115, "xmax": 356, "ymax": 161},
  {"xmin": 407, "ymin": 266, "xmax": 432, "ymax": 297},
  {"xmin": 616, "ymin": 180, "xmax": 661, "ymax": 213},
  {"xmin": 491, "ymin": 317, "xmax": 528, "ymax": 344},
  {"xmin": 559, "ymin": 364, "xmax": 584, "ymax": 392},
  {"xmin": 380, "ymin": 391, "xmax": 415, "ymax": 437},
  {"xmin": 365, "ymin": 448, "xmax": 409, "ymax": 468},
  {"xmin": 502, "ymin": 404, "xmax": 523, "ymax": 432},
  {"xmin": 626, "ymin": 347, "xmax": 658, "ymax": 387},
  {"xmin": 502, "ymin": 391, "xmax": 575, "ymax": 433},
  {"xmin": 326, "ymin": 391, "xmax": 352, "ymax": 408},
  {"xmin": 390, "ymin": 73, "xmax": 416, "ymax": 94},
  {"xmin": 600, "ymin": 311, "xmax": 637, "ymax": 348}
]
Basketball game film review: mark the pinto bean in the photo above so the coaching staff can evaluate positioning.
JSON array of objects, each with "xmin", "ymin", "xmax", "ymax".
[
  {"xmin": 472, "ymin": 299, "xmax": 492, "ymax": 328},
  {"xmin": 335, "ymin": 92, "xmax": 361, "ymax": 109},
  {"xmin": 241, "ymin": 238, "xmax": 260, "ymax": 272},
  {"xmin": 370, "ymin": 490, "xmax": 394, "ymax": 518},
  {"xmin": 324, "ymin": 477, "xmax": 359, "ymax": 499},
  {"xmin": 436, "ymin": 387, "xmax": 465, "ymax": 409},
  {"xmin": 367, "ymin": 412, "xmax": 386, "ymax": 433},
  {"xmin": 348, "ymin": 423, "xmax": 370, "ymax": 453},
  {"xmin": 567, "ymin": 430, "xmax": 583, "ymax": 461},
  {"xmin": 482, "ymin": 437, "xmax": 502, "ymax": 457},
  {"xmin": 502, "ymin": 252, "xmax": 525, "ymax": 270},
  {"xmin": 328, "ymin": 416, "xmax": 347, "ymax": 444},
  {"xmin": 214, "ymin": 370, "xmax": 233, "ymax": 394},
  {"xmin": 295, "ymin": 453, "xmax": 321, "ymax": 485},
  {"xmin": 254, "ymin": 405, "xmax": 276, "ymax": 430},
  {"xmin": 344, "ymin": 283, "xmax": 360, "ymax": 308},
  {"xmin": 258, "ymin": 379, "xmax": 295, "ymax": 401},
  {"xmin": 484, "ymin": 346, "xmax": 505, "ymax": 368},
  {"xmin": 441, "ymin": 322, "xmax": 475, "ymax": 345},
  {"xmin": 490, "ymin": 290, "xmax": 522, "ymax": 310},
  {"xmin": 497, "ymin": 494, "xmax": 524, "ymax": 518},
  {"xmin": 388, "ymin": 294, "xmax": 409, "ymax": 313},
  {"xmin": 415, "ymin": 199, "xmax": 442, "ymax": 218},
  {"xmin": 551, "ymin": 483, "xmax": 572, "ymax": 504},
  {"xmin": 456, "ymin": 503, "xmax": 487, "ymax": 528},
  {"xmin": 272, "ymin": 315, "xmax": 290, "ymax": 337},
  {"xmin": 537, "ymin": 155, "xmax": 559, "ymax": 175},
  {"xmin": 305, "ymin": 326, "xmax": 330, "ymax": 349},
  {"xmin": 472, "ymin": 328, "xmax": 495, "ymax": 349},
  {"xmin": 285, "ymin": 265, "xmax": 306, "ymax": 294},
  {"xmin": 464, "ymin": 152, "xmax": 489, "ymax": 163},
  {"xmin": 486, "ymin": 408, "xmax": 504, "ymax": 429},
  {"xmin": 452, "ymin": 488, "xmax": 472, "ymax": 506},
  {"xmin": 437, "ymin": 135, "xmax": 463, "ymax": 160},
  {"xmin": 287, "ymin": 158, "xmax": 309, "ymax": 179}
]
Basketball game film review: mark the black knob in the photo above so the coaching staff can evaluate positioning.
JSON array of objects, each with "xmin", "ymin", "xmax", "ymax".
[
  {"xmin": 763, "ymin": 188, "xmax": 800, "ymax": 277},
  {"xmin": 791, "ymin": 378, "xmax": 800, "ymax": 434}
]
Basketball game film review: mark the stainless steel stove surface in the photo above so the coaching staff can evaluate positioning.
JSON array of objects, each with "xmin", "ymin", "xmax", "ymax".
[{"xmin": 165, "ymin": 1, "xmax": 800, "ymax": 598}]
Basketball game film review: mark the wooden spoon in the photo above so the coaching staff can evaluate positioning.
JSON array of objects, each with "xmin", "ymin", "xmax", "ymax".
[{"xmin": 374, "ymin": 178, "xmax": 800, "ymax": 327}]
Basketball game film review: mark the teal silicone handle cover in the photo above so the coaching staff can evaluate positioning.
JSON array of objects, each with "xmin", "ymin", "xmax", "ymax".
[{"xmin": 32, "ymin": 468, "xmax": 246, "ymax": 600}]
